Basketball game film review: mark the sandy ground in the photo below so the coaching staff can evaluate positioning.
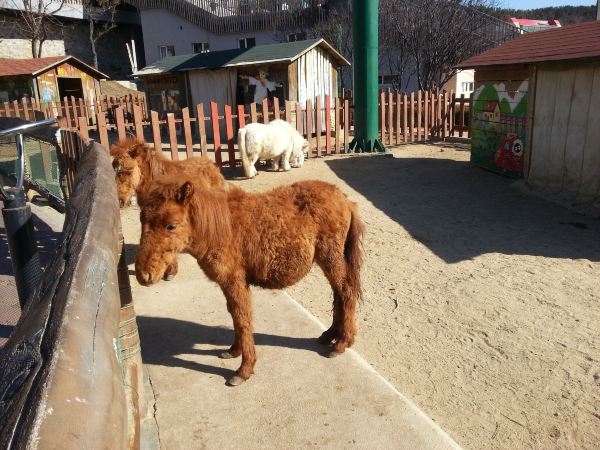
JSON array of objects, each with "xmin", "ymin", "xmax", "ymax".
[{"xmin": 214, "ymin": 144, "xmax": 600, "ymax": 450}]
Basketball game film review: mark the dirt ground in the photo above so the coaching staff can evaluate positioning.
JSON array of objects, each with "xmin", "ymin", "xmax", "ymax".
[{"xmin": 220, "ymin": 144, "xmax": 600, "ymax": 450}]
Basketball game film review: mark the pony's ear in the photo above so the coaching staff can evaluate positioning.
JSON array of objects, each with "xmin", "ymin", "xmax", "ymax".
[
  {"xmin": 175, "ymin": 181, "xmax": 194, "ymax": 204},
  {"xmin": 129, "ymin": 142, "xmax": 147, "ymax": 158}
]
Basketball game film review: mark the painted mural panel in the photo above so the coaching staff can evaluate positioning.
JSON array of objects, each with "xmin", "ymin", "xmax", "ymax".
[{"xmin": 471, "ymin": 80, "xmax": 528, "ymax": 177}]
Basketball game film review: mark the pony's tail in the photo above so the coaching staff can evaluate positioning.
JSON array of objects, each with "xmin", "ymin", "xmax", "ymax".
[
  {"xmin": 344, "ymin": 204, "xmax": 365, "ymax": 301},
  {"xmin": 238, "ymin": 127, "xmax": 250, "ymax": 178}
]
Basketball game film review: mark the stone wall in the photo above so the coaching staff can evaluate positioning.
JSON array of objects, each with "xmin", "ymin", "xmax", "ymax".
[{"xmin": 0, "ymin": 11, "xmax": 144, "ymax": 80}]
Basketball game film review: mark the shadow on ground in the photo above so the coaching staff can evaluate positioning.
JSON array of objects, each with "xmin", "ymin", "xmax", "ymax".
[
  {"xmin": 326, "ymin": 155, "xmax": 600, "ymax": 263},
  {"xmin": 136, "ymin": 315, "xmax": 328, "ymax": 381}
]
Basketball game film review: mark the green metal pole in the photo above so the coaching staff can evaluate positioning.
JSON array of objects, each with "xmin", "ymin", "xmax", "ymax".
[{"xmin": 349, "ymin": 0, "xmax": 385, "ymax": 153}]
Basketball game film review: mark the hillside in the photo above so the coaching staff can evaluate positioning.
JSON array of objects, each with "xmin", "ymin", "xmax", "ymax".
[{"xmin": 484, "ymin": 5, "xmax": 596, "ymax": 26}]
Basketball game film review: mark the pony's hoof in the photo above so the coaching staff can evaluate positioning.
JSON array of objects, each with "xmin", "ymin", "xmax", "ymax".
[
  {"xmin": 328, "ymin": 350, "xmax": 344, "ymax": 358},
  {"xmin": 163, "ymin": 274, "xmax": 175, "ymax": 281},
  {"xmin": 227, "ymin": 375, "xmax": 246, "ymax": 386},
  {"xmin": 219, "ymin": 351, "xmax": 238, "ymax": 359}
]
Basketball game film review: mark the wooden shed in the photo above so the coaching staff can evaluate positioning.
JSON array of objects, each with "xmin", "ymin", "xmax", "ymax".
[
  {"xmin": 0, "ymin": 56, "xmax": 108, "ymax": 106},
  {"xmin": 134, "ymin": 38, "xmax": 350, "ymax": 117},
  {"xmin": 459, "ymin": 21, "xmax": 600, "ymax": 216}
]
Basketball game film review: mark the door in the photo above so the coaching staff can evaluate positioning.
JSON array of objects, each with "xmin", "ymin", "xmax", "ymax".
[{"xmin": 57, "ymin": 77, "xmax": 84, "ymax": 99}]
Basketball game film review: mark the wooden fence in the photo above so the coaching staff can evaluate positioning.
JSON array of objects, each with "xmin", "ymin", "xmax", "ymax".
[
  {"xmin": 0, "ymin": 93, "xmax": 148, "ymax": 126},
  {"xmin": 378, "ymin": 90, "xmax": 472, "ymax": 146},
  {"xmin": 2, "ymin": 91, "xmax": 471, "ymax": 169}
]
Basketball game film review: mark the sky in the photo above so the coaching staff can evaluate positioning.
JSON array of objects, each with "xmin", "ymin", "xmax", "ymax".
[{"xmin": 502, "ymin": 0, "xmax": 597, "ymax": 8}]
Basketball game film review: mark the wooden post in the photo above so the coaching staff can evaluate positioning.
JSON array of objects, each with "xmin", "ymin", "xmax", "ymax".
[
  {"xmin": 379, "ymin": 91, "xmax": 386, "ymax": 145},
  {"xmin": 325, "ymin": 95, "xmax": 331, "ymax": 155},
  {"xmin": 166, "ymin": 113, "xmax": 178, "ymax": 160},
  {"xmin": 306, "ymin": 99, "xmax": 314, "ymax": 156},
  {"xmin": 449, "ymin": 91, "xmax": 456, "ymax": 137},
  {"xmin": 273, "ymin": 97, "xmax": 280, "ymax": 120},
  {"xmin": 63, "ymin": 97, "xmax": 72, "ymax": 128},
  {"xmin": 424, "ymin": 91, "xmax": 429, "ymax": 141},
  {"xmin": 133, "ymin": 105, "xmax": 144, "ymax": 142},
  {"xmin": 196, "ymin": 103, "xmax": 208, "ymax": 157},
  {"xmin": 78, "ymin": 117, "xmax": 89, "ymax": 141},
  {"xmin": 343, "ymin": 98, "xmax": 350, "ymax": 151},
  {"xmin": 97, "ymin": 108, "xmax": 109, "ymax": 147},
  {"xmin": 334, "ymin": 97, "xmax": 341, "ymax": 152},
  {"xmin": 250, "ymin": 103, "xmax": 258, "ymax": 123},
  {"xmin": 115, "ymin": 107, "xmax": 126, "ymax": 141},
  {"xmin": 262, "ymin": 98, "xmax": 269, "ymax": 124},
  {"xmin": 315, "ymin": 95, "xmax": 322, "ymax": 157},
  {"xmin": 295, "ymin": 102, "xmax": 302, "ymax": 134},
  {"xmin": 3, "ymin": 102, "xmax": 10, "ymax": 117},
  {"xmin": 402, "ymin": 94, "xmax": 408, "ymax": 143},
  {"xmin": 224, "ymin": 104, "xmax": 236, "ymax": 168},
  {"xmin": 409, "ymin": 92, "xmax": 415, "ymax": 143},
  {"xmin": 459, "ymin": 94, "xmax": 465, "ymax": 138},
  {"xmin": 442, "ymin": 92, "xmax": 448, "ymax": 140},
  {"xmin": 395, "ymin": 92, "xmax": 401, "ymax": 145},
  {"xmin": 437, "ymin": 91, "xmax": 442, "ymax": 139},
  {"xmin": 210, "ymin": 102, "xmax": 222, "ymax": 167},
  {"xmin": 416, "ymin": 91, "xmax": 422, "ymax": 141},
  {"xmin": 151, "ymin": 110, "xmax": 161, "ymax": 152},
  {"xmin": 182, "ymin": 107, "xmax": 193, "ymax": 159},
  {"xmin": 21, "ymin": 97, "xmax": 30, "ymax": 120},
  {"xmin": 387, "ymin": 91, "xmax": 393, "ymax": 146},
  {"xmin": 285, "ymin": 100, "xmax": 292, "ymax": 123}
]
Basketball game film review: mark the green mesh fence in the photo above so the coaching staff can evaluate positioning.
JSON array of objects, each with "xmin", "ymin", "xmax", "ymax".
[{"xmin": 0, "ymin": 135, "xmax": 64, "ymax": 201}]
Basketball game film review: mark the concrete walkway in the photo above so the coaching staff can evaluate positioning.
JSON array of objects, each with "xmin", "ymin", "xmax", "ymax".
[{"xmin": 123, "ymin": 210, "xmax": 461, "ymax": 450}]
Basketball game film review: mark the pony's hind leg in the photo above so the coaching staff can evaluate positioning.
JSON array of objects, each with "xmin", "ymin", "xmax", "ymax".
[
  {"xmin": 220, "ymin": 278, "xmax": 256, "ymax": 386},
  {"xmin": 317, "ymin": 257, "xmax": 359, "ymax": 356}
]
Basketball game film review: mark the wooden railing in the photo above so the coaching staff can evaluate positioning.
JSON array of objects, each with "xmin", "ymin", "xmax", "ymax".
[{"xmin": 0, "ymin": 137, "xmax": 145, "ymax": 448}]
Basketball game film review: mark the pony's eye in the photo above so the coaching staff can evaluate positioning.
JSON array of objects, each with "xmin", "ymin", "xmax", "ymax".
[{"xmin": 166, "ymin": 224, "xmax": 177, "ymax": 232}]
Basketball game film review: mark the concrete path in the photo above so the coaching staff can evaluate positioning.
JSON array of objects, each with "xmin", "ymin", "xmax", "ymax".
[{"xmin": 123, "ymin": 211, "xmax": 461, "ymax": 450}]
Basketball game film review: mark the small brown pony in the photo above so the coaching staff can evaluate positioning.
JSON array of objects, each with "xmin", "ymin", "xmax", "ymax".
[
  {"xmin": 109, "ymin": 138, "xmax": 227, "ymax": 208},
  {"xmin": 135, "ymin": 175, "xmax": 365, "ymax": 386},
  {"xmin": 110, "ymin": 138, "xmax": 228, "ymax": 281}
]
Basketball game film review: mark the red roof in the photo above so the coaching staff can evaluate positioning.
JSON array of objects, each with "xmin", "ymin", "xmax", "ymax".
[
  {"xmin": 510, "ymin": 18, "xmax": 561, "ymax": 27},
  {"xmin": 0, "ymin": 55, "xmax": 108, "ymax": 78},
  {"xmin": 458, "ymin": 21, "xmax": 600, "ymax": 68}
]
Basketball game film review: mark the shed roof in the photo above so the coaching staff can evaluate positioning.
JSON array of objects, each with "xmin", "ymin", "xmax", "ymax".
[
  {"xmin": 0, "ymin": 55, "xmax": 109, "ymax": 78},
  {"xmin": 134, "ymin": 38, "xmax": 350, "ymax": 76},
  {"xmin": 458, "ymin": 20, "xmax": 600, "ymax": 68}
]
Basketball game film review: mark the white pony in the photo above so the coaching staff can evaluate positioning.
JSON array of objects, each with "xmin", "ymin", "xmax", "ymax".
[{"xmin": 238, "ymin": 119, "xmax": 308, "ymax": 178}]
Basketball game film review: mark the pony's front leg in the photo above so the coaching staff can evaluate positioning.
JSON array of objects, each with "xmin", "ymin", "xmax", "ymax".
[{"xmin": 221, "ymin": 279, "xmax": 256, "ymax": 386}]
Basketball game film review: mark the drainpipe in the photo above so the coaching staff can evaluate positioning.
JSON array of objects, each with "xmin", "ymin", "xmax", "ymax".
[
  {"xmin": 0, "ymin": 118, "xmax": 57, "ymax": 309},
  {"xmin": 349, "ymin": 0, "xmax": 385, "ymax": 153}
]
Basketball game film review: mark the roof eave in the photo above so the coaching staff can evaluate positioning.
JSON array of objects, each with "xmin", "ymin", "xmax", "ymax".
[{"xmin": 31, "ymin": 55, "xmax": 110, "ymax": 79}]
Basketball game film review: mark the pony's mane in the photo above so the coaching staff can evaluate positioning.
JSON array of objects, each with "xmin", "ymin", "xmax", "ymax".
[
  {"xmin": 146, "ymin": 175, "xmax": 234, "ymax": 247},
  {"xmin": 137, "ymin": 142, "xmax": 167, "ymax": 182},
  {"xmin": 188, "ymin": 183, "xmax": 233, "ymax": 247}
]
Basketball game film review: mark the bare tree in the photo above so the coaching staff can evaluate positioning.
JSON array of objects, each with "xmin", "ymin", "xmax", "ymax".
[
  {"xmin": 82, "ymin": 0, "xmax": 120, "ymax": 69},
  {"xmin": 379, "ymin": 0, "xmax": 505, "ymax": 90},
  {"xmin": 12, "ymin": 0, "xmax": 66, "ymax": 58}
]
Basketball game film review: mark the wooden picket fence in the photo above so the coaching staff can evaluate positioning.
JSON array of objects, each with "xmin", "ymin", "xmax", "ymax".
[
  {"xmin": 2, "ymin": 90, "xmax": 471, "ymax": 170},
  {"xmin": 0, "ymin": 93, "xmax": 148, "ymax": 126}
]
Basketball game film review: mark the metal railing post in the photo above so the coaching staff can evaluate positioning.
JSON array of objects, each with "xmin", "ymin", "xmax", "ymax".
[{"xmin": 0, "ymin": 118, "xmax": 58, "ymax": 308}]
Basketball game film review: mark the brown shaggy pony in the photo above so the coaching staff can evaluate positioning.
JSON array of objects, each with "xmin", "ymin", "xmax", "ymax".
[
  {"xmin": 109, "ymin": 138, "xmax": 227, "ymax": 208},
  {"xmin": 110, "ymin": 138, "xmax": 228, "ymax": 281},
  {"xmin": 135, "ymin": 175, "xmax": 365, "ymax": 386}
]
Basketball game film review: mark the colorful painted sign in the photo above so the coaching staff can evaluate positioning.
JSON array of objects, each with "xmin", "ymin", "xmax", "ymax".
[{"xmin": 470, "ymin": 80, "xmax": 528, "ymax": 177}]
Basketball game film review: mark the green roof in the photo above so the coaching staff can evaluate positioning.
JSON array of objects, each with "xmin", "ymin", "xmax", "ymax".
[{"xmin": 134, "ymin": 39, "xmax": 349, "ymax": 76}]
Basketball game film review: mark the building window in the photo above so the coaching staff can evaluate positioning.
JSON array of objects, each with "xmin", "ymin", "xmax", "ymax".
[
  {"xmin": 238, "ymin": 37, "xmax": 256, "ymax": 49},
  {"xmin": 158, "ymin": 45, "xmax": 175, "ymax": 59},
  {"xmin": 288, "ymin": 32, "xmax": 306, "ymax": 42},
  {"xmin": 461, "ymin": 82, "xmax": 474, "ymax": 92},
  {"xmin": 192, "ymin": 42, "xmax": 210, "ymax": 53}
]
